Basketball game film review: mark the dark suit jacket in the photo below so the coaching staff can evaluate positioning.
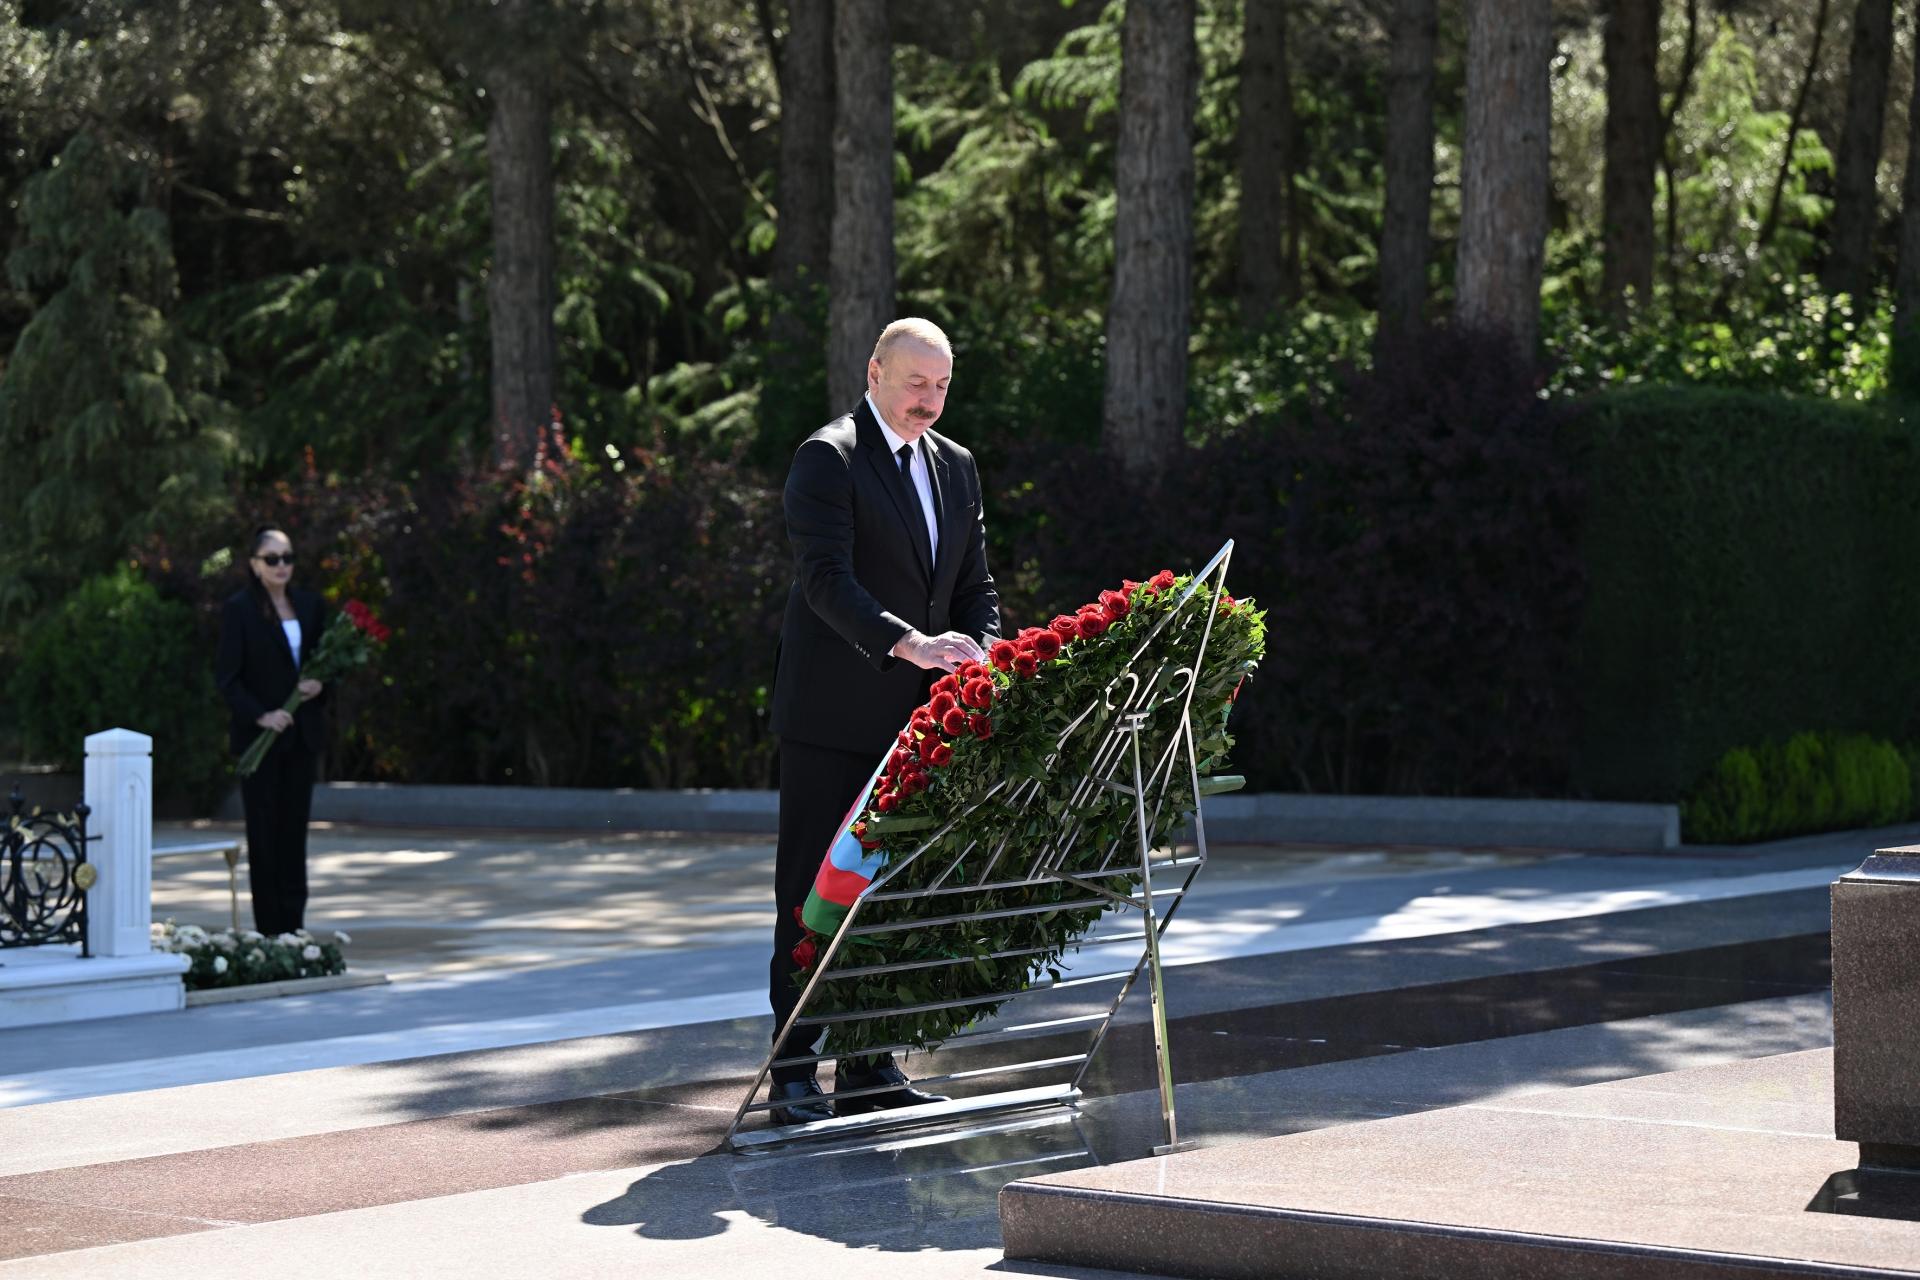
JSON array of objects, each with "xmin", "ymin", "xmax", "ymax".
[
  {"xmin": 214, "ymin": 586, "xmax": 330, "ymax": 756},
  {"xmin": 769, "ymin": 399, "xmax": 1000, "ymax": 757}
]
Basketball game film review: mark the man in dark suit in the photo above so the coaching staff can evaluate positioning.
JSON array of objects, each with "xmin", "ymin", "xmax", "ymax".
[{"xmin": 765, "ymin": 317, "xmax": 1000, "ymax": 1124}]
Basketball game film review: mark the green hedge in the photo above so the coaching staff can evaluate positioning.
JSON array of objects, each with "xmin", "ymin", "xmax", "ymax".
[
  {"xmin": 1571, "ymin": 387, "xmax": 1920, "ymax": 800},
  {"xmin": 7, "ymin": 568, "xmax": 229, "ymax": 810},
  {"xmin": 1683, "ymin": 732, "xmax": 1914, "ymax": 843}
]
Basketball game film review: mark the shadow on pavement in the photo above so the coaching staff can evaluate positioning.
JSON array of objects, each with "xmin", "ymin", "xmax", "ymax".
[{"xmin": 582, "ymin": 1112, "xmax": 1106, "ymax": 1253}]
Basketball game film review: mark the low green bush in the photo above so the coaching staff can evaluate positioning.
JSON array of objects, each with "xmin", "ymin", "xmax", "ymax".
[
  {"xmin": 1906, "ymin": 745, "xmax": 1920, "ymax": 820},
  {"xmin": 1832, "ymin": 734, "xmax": 1910, "ymax": 829},
  {"xmin": 1683, "ymin": 731, "xmax": 1913, "ymax": 843},
  {"xmin": 7, "ymin": 568, "xmax": 229, "ymax": 811},
  {"xmin": 1683, "ymin": 746, "xmax": 1765, "ymax": 843}
]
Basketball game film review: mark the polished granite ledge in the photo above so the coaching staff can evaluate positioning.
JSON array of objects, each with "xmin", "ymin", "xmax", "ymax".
[
  {"xmin": 1001, "ymin": 1048, "xmax": 1920, "ymax": 1280},
  {"xmin": 1002, "ymin": 1186, "xmax": 1918, "ymax": 1280}
]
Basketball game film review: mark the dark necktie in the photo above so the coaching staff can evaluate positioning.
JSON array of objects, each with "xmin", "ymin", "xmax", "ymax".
[{"xmin": 896, "ymin": 442, "xmax": 936, "ymax": 564}]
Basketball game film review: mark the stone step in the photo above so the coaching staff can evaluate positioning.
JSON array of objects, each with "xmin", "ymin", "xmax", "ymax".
[
  {"xmin": 999, "ymin": 1049, "xmax": 1920, "ymax": 1280},
  {"xmin": 0, "ymin": 947, "xmax": 187, "ymax": 1029}
]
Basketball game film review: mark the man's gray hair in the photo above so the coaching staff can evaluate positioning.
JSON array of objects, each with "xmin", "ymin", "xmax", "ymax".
[{"xmin": 871, "ymin": 317, "xmax": 953, "ymax": 364}]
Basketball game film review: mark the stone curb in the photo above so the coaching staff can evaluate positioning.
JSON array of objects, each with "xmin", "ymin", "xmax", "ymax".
[
  {"xmin": 1196, "ymin": 793, "xmax": 1679, "ymax": 852},
  {"xmin": 223, "ymin": 783, "xmax": 1679, "ymax": 852},
  {"xmin": 183, "ymin": 971, "xmax": 390, "ymax": 1007}
]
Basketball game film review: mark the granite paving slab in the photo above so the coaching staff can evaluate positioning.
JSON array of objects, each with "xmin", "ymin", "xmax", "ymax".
[{"xmin": 1001, "ymin": 1048, "xmax": 1920, "ymax": 1279}]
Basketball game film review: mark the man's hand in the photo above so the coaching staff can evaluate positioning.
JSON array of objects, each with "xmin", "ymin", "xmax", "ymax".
[
  {"xmin": 891, "ymin": 629, "xmax": 986, "ymax": 673},
  {"xmin": 257, "ymin": 709, "xmax": 295, "ymax": 732},
  {"xmin": 297, "ymin": 678, "xmax": 323, "ymax": 702}
]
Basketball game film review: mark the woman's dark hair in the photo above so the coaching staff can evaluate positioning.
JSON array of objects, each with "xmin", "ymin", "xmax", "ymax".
[{"xmin": 244, "ymin": 525, "xmax": 291, "ymax": 620}]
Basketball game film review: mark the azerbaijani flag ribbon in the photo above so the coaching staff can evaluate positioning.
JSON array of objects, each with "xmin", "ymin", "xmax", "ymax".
[{"xmin": 799, "ymin": 754, "xmax": 892, "ymax": 937}]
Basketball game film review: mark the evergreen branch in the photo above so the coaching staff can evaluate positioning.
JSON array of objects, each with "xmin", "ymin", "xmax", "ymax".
[{"xmin": 169, "ymin": 180, "xmax": 293, "ymax": 225}]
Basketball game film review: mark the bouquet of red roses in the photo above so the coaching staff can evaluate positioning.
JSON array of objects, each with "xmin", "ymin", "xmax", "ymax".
[{"xmin": 236, "ymin": 599, "xmax": 390, "ymax": 777}]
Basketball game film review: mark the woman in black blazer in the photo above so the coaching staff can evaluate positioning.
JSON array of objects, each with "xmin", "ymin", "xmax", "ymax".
[{"xmin": 214, "ymin": 526, "xmax": 329, "ymax": 935}]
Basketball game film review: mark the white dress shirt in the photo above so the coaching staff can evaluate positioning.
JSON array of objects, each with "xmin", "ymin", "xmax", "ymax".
[{"xmin": 868, "ymin": 394, "xmax": 939, "ymax": 564}]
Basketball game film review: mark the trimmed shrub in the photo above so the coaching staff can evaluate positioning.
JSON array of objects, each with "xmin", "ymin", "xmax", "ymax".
[
  {"xmin": 102, "ymin": 369, "xmax": 1908, "ymax": 809},
  {"xmin": 1571, "ymin": 387, "xmax": 1920, "ymax": 800},
  {"xmin": 7, "ymin": 567, "xmax": 230, "ymax": 810},
  {"xmin": 1906, "ymin": 744, "xmax": 1920, "ymax": 820},
  {"xmin": 147, "ymin": 428, "xmax": 789, "ymax": 792},
  {"xmin": 1682, "ymin": 747, "xmax": 1764, "ymax": 843},
  {"xmin": 1832, "ymin": 734, "xmax": 1910, "ymax": 829},
  {"xmin": 1682, "ymin": 731, "xmax": 1912, "ymax": 843},
  {"xmin": 1768, "ymin": 733, "xmax": 1837, "ymax": 835},
  {"xmin": 996, "ymin": 325, "xmax": 1587, "ymax": 797}
]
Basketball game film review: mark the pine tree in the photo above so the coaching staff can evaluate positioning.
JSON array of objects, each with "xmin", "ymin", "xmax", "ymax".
[{"xmin": 0, "ymin": 134, "xmax": 233, "ymax": 618}]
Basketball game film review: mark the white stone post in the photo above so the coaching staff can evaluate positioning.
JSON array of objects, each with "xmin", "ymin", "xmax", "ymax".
[{"xmin": 83, "ymin": 728, "xmax": 154, "ymax": 958}]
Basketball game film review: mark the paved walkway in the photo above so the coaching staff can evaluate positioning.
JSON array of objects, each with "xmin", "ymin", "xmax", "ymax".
[
  {"xmin": 0, "ymin": 997, "xmax": 1840, "ymax": 1280},
  {"xmin": 149, "ymin": 820, "xmax": 1564, "ymax": 977},
  {"xmin": 3, "ymin": 820, "xmax": 1888, "ymax": 1109},
  {"xmin": 1, "ymin": 818, "xmax": 1908, "ymax": 1276}
]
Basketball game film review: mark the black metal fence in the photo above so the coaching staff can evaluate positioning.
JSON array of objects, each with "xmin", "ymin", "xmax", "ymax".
[{"xmin": 1, "ymin": 785, "xmax": 93, "ymax": 954}]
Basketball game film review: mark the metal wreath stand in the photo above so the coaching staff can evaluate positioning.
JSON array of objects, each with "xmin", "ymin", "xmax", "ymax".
[{"xmin": 727, "ymin": 540, "xmax": 1244, "ymax": 1154}]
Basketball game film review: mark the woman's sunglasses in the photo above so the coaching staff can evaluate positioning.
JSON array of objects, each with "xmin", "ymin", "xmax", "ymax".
[{"xmin": 253, "ymin": 553, "xmax": 296, "ymax": 567}]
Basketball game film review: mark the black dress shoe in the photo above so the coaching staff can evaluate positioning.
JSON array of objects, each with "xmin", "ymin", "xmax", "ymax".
[
  {"xmin": 768, "ymin": 1078, "xmax": 834, "ymax": 1125},
  {"xmin": 834, "ymin": 1058, "xmax": 951, "ymax": 1114}
]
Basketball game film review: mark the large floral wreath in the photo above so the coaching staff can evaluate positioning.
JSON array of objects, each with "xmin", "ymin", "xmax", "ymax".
[{"xmin": 794, "ymin": 566, "xmax": 1266, "ymax": 1055}]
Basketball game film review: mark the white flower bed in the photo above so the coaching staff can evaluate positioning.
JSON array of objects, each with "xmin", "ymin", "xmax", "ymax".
[{"xmin": 152, "ymin": 919, "xmax": 350, "ymax": 991}]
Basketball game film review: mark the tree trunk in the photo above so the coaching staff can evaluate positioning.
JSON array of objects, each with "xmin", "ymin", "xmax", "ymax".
[
  {"xmin": 1236, "ymin": 0, "xmax": 1296, "ymax": 324},
  {"xmin": 1602, "ymin": 0, "xmax": 1660, "ymax": 318},
  {"xmin": 827, "ymin": 0, "xmax": 893, "ymax": 413},
  {"xmin": 1377, "ymin": 0, "xmax": 1437, "ymax": 348},
  {"xmin": 769, "ymin": 0, "xmax": 834, "ymax": 387},
  {"xmin": 1103, "ymin": 0, "xmax": 1198, "ymax": 480},
  {"xmin": 1823, "ymin": 0, "xmax": 1895, "ymax": 301},
  {"xmin": 1455, "ymin": 0, "xmax": 1552, "ymax": 362},
  {"xmin": 1659, "ymin": 0, "xmax": 1701, "ymax": 302},
  {"xmin": 1894, "ymin": 2, "xmax": 1920, "ymax": 396},
  {"xmin": 483, "ymin": 0, "xmax": 557, "ymax": 468}
]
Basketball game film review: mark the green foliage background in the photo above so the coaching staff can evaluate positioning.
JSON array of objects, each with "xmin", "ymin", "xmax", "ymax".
[
  {"xmin": 7, "ymin": 568, "xmax": 230, "ymax": 809},
  {"xmin": 0, "ymin": 0, "xmax": 1915, "ymax": 818}
]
